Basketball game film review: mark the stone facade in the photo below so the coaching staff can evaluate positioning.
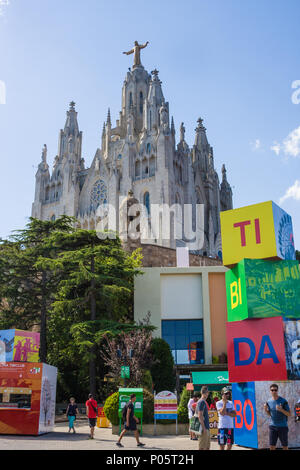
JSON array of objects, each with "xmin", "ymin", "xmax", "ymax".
[
  {"xmin": 32, "ymin": 50, "xmax": 233, "ymax": 259},
  {"xmin": 123, "ymin": 239, "xmax": 222, "ymax": 267}
]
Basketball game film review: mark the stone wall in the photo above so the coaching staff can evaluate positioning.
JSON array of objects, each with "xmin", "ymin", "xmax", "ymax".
[{"xmin": 122, "ymin": 240, "xmax": 222, "ymax": 267}]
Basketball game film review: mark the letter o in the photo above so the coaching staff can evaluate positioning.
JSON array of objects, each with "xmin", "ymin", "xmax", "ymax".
[{"xmin": 243, "ymin": 399, "xmax": 254, "ymax": 431}]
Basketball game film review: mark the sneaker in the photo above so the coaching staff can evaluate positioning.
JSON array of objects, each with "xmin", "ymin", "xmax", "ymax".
[
  {"xmin": 137, "ymin": 442, "xmax": 145, "ymax": 447},
  {"xmin": 116, "ymin": 442, "xmax": 124, "ymax": 447}
]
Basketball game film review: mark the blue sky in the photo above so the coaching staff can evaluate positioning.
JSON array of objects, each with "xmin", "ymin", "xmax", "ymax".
[{"xmin": 0, "ymin": 0, "xmax": 300, "ymax": 248}]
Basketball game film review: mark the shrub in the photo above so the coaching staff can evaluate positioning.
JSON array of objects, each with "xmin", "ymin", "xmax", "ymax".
[
  {"xmin": 142, "ymin": 369, "xmax": 153, "ymax": 392},
  {"xmin": 103, "ymin": 388, "xmax": 154, "ymax": 425},
  {"xmin": 177, "ymin": 387, "xmax": 190, "ymax": 424},
  {"xmin": 103, "ymin": 391, "xmax": 119, "ymax": 425},
  {"xmin": 150, "ymin": 338, "xmax": 175, "ymax": 393}
]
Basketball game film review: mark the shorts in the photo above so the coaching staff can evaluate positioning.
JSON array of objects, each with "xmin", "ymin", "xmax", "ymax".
[
  {"xmin": 218, "ymin": 428, "xmax": 234, "ymax": 446},
  {"xmin": 269, "ymin": 426, "xmax": 288, "ymax": 447},
  {"xmin": 198, "ymin": 429, "xmax": 211, "ymax": 450},
  {"xmin": 124, "ymin": 420, "xmax": 137, "ymax": 431},
  {"xmin": 88, "ymin": 418, "xmax": 97, "ymax": 428}
]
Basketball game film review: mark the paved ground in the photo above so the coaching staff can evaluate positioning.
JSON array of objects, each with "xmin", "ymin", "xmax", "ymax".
[{"xmin": 0, "ymin": 421, "xmax": 250, "ymax": 450}]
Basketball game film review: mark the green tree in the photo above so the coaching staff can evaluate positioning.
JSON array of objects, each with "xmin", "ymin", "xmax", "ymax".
[
  {"xmin": 0, "ymin": 216, "xmax": 75, "ymax": 362},
  {"xmin": 41, "ymin": 229, "xmax": 143, "ymax": 396},
  {"xmin": 296, "ymin": 250, "xmax": 300, "ymax": 262},
  {"xmin": 150, "ymin": 338, "xmax": 176, "ymax": 393}
]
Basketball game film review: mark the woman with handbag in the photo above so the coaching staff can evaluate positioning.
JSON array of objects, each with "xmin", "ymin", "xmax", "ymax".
[{"xmin": 66, "ymin": 397, "xmax": 78, "ymax": 434}]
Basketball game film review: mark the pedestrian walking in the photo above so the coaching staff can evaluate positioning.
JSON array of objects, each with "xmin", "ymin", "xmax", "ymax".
[
  {"xmin": 116, "ymin": 393, "xmax": 145, "ymax": 448},
  {"xmin": 86, "ymin": 393, "xmax": 98, "ymax": 439},
  {"xmin": 216, "ymin": 387, "xmax": 236, "ymax": 450},
  {"xmin": 264, "ymin": 383, "xmax": 291, "ymax": 450},
  {"xmin": 196, "ymin": 386, "xmax": 211, "ymax": 450},
  {"xmin": 66, "ymin": 397, "xmax": 78, "ymax": 434},
  {"xmin": 188, "ymin": 394, "xmax": 199, "ymax": 440}
]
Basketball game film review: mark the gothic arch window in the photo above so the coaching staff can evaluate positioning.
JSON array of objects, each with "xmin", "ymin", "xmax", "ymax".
[
  {"xmin": 45, "ymin": 186, "xmax": 50, "ymax": 202},
  {"xmin": 135, "ymin": 160, "xmax": 141, "ymax": 179},
  {"xmin": 149, "ymin": 110, "xmax": 152, "ymax": 129},
  {"xmin": 146, "ymin": 143, "xmax": 151, "ymax": 154},
  {"xmin": 129, "ymin": 92, "xmax": 133, "ymax": 111},
  {"xmin": 144, "ymin": 192, "xmax": 150, "ymax": 215},
  {"xmin": 139, "ymin": 91, "xmax": 143, "ymax": 114},
  {"xmin": 90, "ymin": 179, "xmax": 108, "ymax": 212},
  {"xmin": 149, "ymin": 156, "xmax": 155, "ymax": 177},
  {"xmin": 142, "ymin": 158, "xmax": 149, "ymax": 178}
]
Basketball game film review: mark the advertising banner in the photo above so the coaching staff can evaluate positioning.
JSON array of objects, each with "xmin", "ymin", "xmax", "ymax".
[
  {"xmin": 208, "ymin": 410, "xmax": 218, "ymax": 437},
  {"xmin": 225, "ymin": 259, "xmax": 300, "ymax": 322},
  {"xmin": 0, "ymin": 362, "xmax": 57, "ymax": 435},
  {"xmin": 220, "ymin": 201, "xmax": 295, "ymax": 267},
  {"xmin": 284, "ymin": 320, "xmax": 300, "ymax": 380},
  {"xmin": 227, "ymin": 317, "xmax": 287, "ymax": 382},
  {"xmin": 233, "ymin": 381, "xmax": 300, "ymax": 449},
  {"xmin": 0, "ymin": 329, "xmax": 40, "ymax": 363},
  {"xmin": 154, "ymin": 391, "xmax": 177, "ymax": 420},
  {"xmin": 232, "ymin": 382, "xmax": 258, "ymax": 449}
]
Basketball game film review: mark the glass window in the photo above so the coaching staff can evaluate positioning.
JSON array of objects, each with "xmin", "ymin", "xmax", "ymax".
[
  {"xmin": 144, "ymin": 192, "xmax": 150, "ymax": 215},
  {"xmin": 10, "ymin": 394, "xmax": 32, "ymax": 409},
  {"xmin": 162, "ymin": 319, "xmax": 204, "ymax": 365}
]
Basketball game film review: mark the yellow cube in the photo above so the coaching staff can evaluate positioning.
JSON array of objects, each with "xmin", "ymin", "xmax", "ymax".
[{"xmin": 220, "ymin": 201, "xmax": 295, "ymax": 267}]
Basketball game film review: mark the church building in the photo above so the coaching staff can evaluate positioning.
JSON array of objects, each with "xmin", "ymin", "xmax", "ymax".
[{"xmin": 32, "ymin": 42, "xmax": 233, "ymax": 258}]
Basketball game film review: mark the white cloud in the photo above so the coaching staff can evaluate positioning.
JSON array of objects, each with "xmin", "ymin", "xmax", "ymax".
[
  {"xmin": 272, "ymin": 126, "xmax": 300, "ymax": 158},
  {"xmin": 271, "ymin": 141, "xmax": 281, "ymax": 156},
  {"xmin": 250, "ymin": 139, "xmax": 261, "ymax": 151},
  {"xmin": 279, "ymin": 180, "xmax": 300, "ymax": 205},
  {"xmin": 0, "ymin": 0, "xmax": 9, "ymax": 17},
  {"xmin": 282, "ymin": 126, "xmax": 300, "ymax": 157}
]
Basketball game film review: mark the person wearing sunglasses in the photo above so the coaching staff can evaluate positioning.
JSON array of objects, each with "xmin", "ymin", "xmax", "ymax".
[
  {"xmin": 216, "ymin": 387, "xmax": 236, "ymax": 450},
  {"xmin": 264, "ymin": 384, "xmax": 291, "ymax": 451}
]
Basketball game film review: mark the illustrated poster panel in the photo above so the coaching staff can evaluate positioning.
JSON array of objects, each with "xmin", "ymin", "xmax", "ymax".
[
  {"xmin": 13, "ymin": 331, "xmax": 40, "ymax": 362},
  {"xmin": 38, "ymin": 364, "xmax": 57, "ymax": 434},
  {"xmin": 284, "ymin": 320, "xmax": 300, "ymax": 380},
  {"xmin": 272, "ymin": 202, "xmax": 296, "ymax": 261},
  {"xmin": 255, "ymin": 381, "xmax": 300, "ymax": 449}
]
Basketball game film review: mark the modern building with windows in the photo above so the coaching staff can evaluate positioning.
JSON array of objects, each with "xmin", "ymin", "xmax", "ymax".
[{"xmin": 134, "ymin": 266, "xmax": 228, "ymax": 388}]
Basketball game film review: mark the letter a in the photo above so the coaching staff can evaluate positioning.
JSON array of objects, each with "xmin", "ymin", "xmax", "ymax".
[{"xmin": 256, "ymin": 335, "xmax": 279, "ymax": 365}]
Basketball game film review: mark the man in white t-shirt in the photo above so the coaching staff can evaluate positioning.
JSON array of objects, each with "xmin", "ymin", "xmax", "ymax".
[
  {"xmin": 216, "ymin": 387, "xmax": 236, "ymax": 450},
  {"xmin": 187, "ymin": 394, "xmax": 199, "ymax": 440}
]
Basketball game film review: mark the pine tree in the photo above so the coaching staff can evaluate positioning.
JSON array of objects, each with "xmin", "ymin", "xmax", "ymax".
[{"xmin": 0, "ymin": 216, "xmax": 75, "ymax": 362}]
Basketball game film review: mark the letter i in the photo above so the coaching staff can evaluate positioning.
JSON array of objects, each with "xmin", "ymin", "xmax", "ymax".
[
  {"xmin": 255, "ymin": 218, "xmax": 261, "ymax": 244},
  {"xmin": 238, "ymin": 278, "xmax": 242, "ymax": 304}
]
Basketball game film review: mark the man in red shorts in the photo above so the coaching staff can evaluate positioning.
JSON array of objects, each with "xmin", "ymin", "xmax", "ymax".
[{"xmin": 86, "ymin": 393, "xmax": 98, "ymax": 439}]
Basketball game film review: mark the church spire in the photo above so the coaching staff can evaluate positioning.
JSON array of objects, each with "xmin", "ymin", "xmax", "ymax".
[
  {"xmin": 106, "ymin": 108, "xmax": 111, "ymax": 127},
  {"xmin": 171, "ymin": 116, "xmax": 175, "ymax": 135},
  {"xmin": 194, "ymin": 117, "xmax": 208, "ymax": 149},
  {"xmin": 64, "ymin": 101, "xmax": 80, "ymax": 136}
]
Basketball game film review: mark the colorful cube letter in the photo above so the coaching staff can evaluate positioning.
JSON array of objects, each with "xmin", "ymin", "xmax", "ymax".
[
  {"xmin": 226, "ymin": 258, "xmax": 300, "ymax": 322},
  {"xmin": 232, "ymin": 381, "xmax": 300, "ymax": 449},
  {"xmin": 227, "ymin": 317, "xmax": 287, "ymax": 382},
  {"xmin": 0, "ymin": 330, "xmax": 40, "ymax": 363},
  {"xmin": 220, "ymin": 201, "xmax": 296, "ymax": 267}
]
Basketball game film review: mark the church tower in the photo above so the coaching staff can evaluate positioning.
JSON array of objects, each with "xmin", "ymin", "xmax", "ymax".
[
  {"xmin": 32, "ymin": 102, "xmax": 83, "ymax": 221},
  {"xmin": 32, "ymin": 43, "xmax": 233, "ymax": 259}
]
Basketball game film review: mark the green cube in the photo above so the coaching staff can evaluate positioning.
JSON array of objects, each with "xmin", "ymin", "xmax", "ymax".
[{"xmin": 225, "ymin": 258, "xmax": 300, "ymax": 322}]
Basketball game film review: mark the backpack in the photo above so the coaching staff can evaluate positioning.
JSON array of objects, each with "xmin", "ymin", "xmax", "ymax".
[{"xmin": 122, "ymin": 403, "xmax": 129, "ymax": 421}]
